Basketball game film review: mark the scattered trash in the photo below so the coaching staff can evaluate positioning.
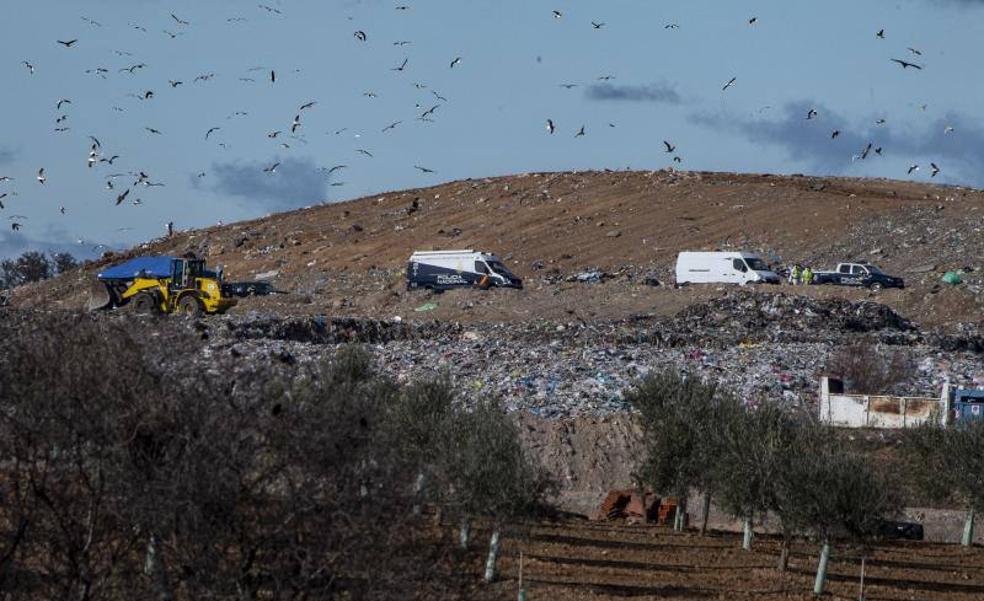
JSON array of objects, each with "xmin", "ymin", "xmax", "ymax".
[
  {"xmin": 942, "ymin": 271, "xmax": 963, "ymax": 286},
  {"xmin": 414, "ymin": 302, "xmax": 438, "ymax": 312}
]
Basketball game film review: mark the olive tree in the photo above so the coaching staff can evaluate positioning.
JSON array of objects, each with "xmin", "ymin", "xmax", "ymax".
[
  {"xmin": 905, "ymin": 418, "xmax": 984, "ymax": 546},
  {"xmin": 627, "ymin": 370, "xmax": 728, "ymax": 533}
]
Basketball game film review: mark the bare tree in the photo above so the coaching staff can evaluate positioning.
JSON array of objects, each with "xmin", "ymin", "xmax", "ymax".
[
  {"xmin": 52, "ymin": 251, "xmax": 79, "ymax": 274},
  {"xmin": 822, "ymin": 342, "xmax": 911, "ymax": 394}
]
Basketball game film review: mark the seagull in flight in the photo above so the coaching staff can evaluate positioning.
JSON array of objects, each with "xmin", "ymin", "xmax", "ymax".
[
  {"xmin": 171, "ymin": 13, "xmax": 190, "ymax": 25},
  {"xmin": 591, "ymin": 21, "xmax": 605, "ymax": 29},
  {"xmin": 944, "ymin": 125, "xmax": 955, "ymax": 134},
  {"xmin": 353, "ymin": 30, "xmax": 367, "ymax": 41},
  {"xmin": 299, "ymin": 100, "xmax": 317, "ymax": 111},
  {"xmin": 721, "ymin": 77, "xmax": 736, "ymax": 91},
  {"xmin": 664, "ymin": 23, "xmax": 679, "ymax": 29},
  {"xmin": 22, "ymin": 61, "xmax": 35, "ymax": 74},
  {"xmin": 806, "ymin": 108, "xmax": 818, "ymax": 120},
  {"xmin": 144, "ymin": 127, "xmax": 162, "ymax": 135},
  {"xmin": 663, "ymin": 141, "xmax": 675, "ymax": 153},
  {"xmin": 56, "ymin": 99, "xmax": 71, "ymax": 109},
  {"xmin": 115, "ymin": 189, "xmax": 130, "ymax": 205},
  {"xmin": 559, "ymin": 83, "xmax": 578, "ymax": 89},
  {"xmin": 450, "ymin": 56, "xmax": 462, "ymax": 68},
  {"xmin": 320, "ymin": 165, "xmax": 347, "ymax": 174},
  {"xmin": 382, "ymin": 121, "xmax": 402, "ymax": 132},
  {"xmin": 890, "ymin": 58, "xmax": 922, "ymax": 69},
  {"xmin": 432, "ymin": 90, "xmax": 448, "ymax": 101},
  {"xmin": 546, "ymin": 119, "xmax": 555, "ymax": 134},
  {"xmin": 37, "ymin": 168, "xmax": 46, "ymax": 184},
  {"xmin": 876, "ymin": 29, "xmax": 884, "ymax": 38},
  {"xmin": 263, "ymin": 162, "xmax": 280, "ymax": 173},
  {"xmin": 205, "ymin": 127, "xmax": 221, "ymax": 140},
  {"xmin": 291, "ymin": 115, "xmax": 301, "ymax": 133},
  {"xmin": 552, "ymin": 10, "xmax": 562, "ymax": 18},
  {"xmin": 831, "ymin": 130, "xmax": 840, "ymax": 139},
  {"xmin": 414, "ymin": 165, "xmax": 435, "ymax": 173},
  {"xmin": 356, "ymin": 149, "xmax": 374, "ymax": 158},
  {"xmin": 907, "ymin": 47, "xmax": 922, "ymax": 56},
  {"xmin": 391, "ymin": 58, "xmax": 408, "ymax": 71},
  {"xmin": 393, "ymin": 40, "xmax": 412, "ymax": 46},
  {"xmin": 930, "ymin": 162, "xmax": 940, "ymax": 177},
  {"xmin": 575, "ymin": 125, "xmax": 585, "ymax": 137},
  {"xmin": 57, "ymin": 39, "xmax": 79, "ymax": 47},
  {"xmin": 907, "ymin": 164, "xmax": 919, "ymax": 175}
]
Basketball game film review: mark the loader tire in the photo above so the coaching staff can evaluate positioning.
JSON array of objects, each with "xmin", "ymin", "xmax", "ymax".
[
  {"xmin": 178, "ymin": 294, "xmax": 202, "ymax": 317},
  {"xmin": 131, "ymin": 292, "xmax": 159, "ymax": 315}
]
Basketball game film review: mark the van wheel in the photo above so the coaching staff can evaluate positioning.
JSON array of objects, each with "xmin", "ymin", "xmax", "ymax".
[{"xmin": 178, "ymin": 294, "xmax": 203, "ymax": 316}]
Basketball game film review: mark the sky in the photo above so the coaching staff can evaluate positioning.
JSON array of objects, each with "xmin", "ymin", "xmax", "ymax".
[{"xmin": 1, "ymin": 0, "xmax": 984, "ymax": 259}]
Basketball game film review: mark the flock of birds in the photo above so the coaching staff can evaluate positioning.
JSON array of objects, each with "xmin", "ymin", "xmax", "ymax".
[{"xmin": 0, "ymin": 6, "xmax": 958, "ymax": 245}]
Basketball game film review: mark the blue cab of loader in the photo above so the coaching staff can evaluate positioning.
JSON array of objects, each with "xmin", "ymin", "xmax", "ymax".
[{"xmin": 88, "ymin": 255, "xmax": 236, "ymax": 316}]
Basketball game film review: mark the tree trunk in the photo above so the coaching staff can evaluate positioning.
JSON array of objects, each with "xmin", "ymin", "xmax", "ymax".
[
  {"xmin": 412, "ymin": 472, "xmax": 426, "ymax": 516},
  {"xmin": 143, "ymin": 533, "xmax": 174, "ymax": 601},
  {"xmin": 741, "ymin": 517, "xmax": 754, "ymax": 551},
  {"xmin": 777, "ymin": 529, "xmax": 791, "ymax": 572},
  {"xmin": 813, "ymin": 540, "xmax": 831, "ymax": 596},
  {"xmin": 700, "ymin": 493, "xmax": 712, "ymax": 536},
  {"xmin": 962, "ymin": 507, "xmax": 975, "ymax": 547},
  {"xmin": 484, "ymin": 529, "xmax": 501, "ymax": 583},
  {"xmin": 459, "ymin": 516, "xmax": 471, "ymax": 550}
]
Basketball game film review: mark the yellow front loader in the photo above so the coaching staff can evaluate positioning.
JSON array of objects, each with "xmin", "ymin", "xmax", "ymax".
[{"xmin": 88, "ymin": 255, "xmax": 236, "ymax": 316}]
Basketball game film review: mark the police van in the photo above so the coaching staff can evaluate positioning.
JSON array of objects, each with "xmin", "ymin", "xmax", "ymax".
[{"xmin": 406, "ymin": 250, "xmax": 523, "ymax": 291}]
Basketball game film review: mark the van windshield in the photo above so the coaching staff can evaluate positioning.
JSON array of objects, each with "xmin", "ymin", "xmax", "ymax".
[
  {"xmin": 486, "ymin": 259, "xmax": 514, "ymax": 278},
  {"xmin": 744, "ymin": 257, "xmax": 769, "ymax": 271}
]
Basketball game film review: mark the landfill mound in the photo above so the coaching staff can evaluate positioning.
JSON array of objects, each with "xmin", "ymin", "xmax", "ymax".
[
  {"xmin": 9, "ymin": 169, "xmax": 984, "ymax": 328},
  {"xmin": 669, "ymin": 291, "xmax": 915, "ymax": 345}
]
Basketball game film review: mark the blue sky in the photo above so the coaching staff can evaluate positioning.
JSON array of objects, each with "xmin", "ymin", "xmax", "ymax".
[{"xmin": 1, "ymin": 0, "xmax": 983, "ymax": 259}]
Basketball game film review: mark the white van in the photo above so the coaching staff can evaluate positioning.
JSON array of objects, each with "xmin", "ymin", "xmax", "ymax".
[
  {"xmin": 675, "ymin": 251, "xmax": 780, "ymax": 286},
  {"xmin": 406, "ymin": 250, "xmax": 523, "ymax": 291}
]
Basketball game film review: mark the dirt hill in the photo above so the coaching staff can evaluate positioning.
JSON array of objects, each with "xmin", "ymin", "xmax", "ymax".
[{"xmin": 12, "ymin": 169, "xmax": 984, "ymax": 328}]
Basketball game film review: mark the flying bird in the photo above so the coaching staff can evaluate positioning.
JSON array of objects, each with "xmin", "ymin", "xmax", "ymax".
[
  {"xmin": 145, "ymin": 127, "xmax": 162, "ymax": 135},
  {"xmin": 432, "ymin": 90, "xmax": 448, "ymax": 101},
  {"xmin": 591, "ymin": 21, "xmax": 605, "ymax": 29},
  {"xmin": 944, "ymin": 125, "xmax": 955, "ymax": 134},
  {"xmin": 100, "ymin": 155, "xmax": 120, "ymax": 165},
  {"xmin": 546, "ymin": 119, "xmax": 555, "ymax": 134},
  {"xmin": 270, "ymin": 70, "xmax": 276, "ymax": 82},
  {"xmin": 354, "ymin": 30, "xmax": 367, "ymax": 41},
  {"xmin": 11, "ymin": 223, "xmax": 21, "ymax": 231},
  {"xmin": 890, "ymin": 58, "xmax": 922, "ymax": 69},
  {"xmin": 860, "ymin": 142, "xmax": 872, "ymax": 159},
  {"xmin": 22, "ymin": 61, "xmax": 35, "ymax": 74},
  {"xmin": 875, "ymin": 118, "xmax": 886, "ymax": 125},
  {"xmin": 291, "ymin": 115, "xmax": 301, "ymax": 133},
  {"xmin": 575, "ymin": 125, "xmax": 585, "ymax": 137},
  {"xmin": 748, "ymin": 17, "xmax": 757, "ymax": 24},
  {"xmin": 258, "ymin": 4, "xmax": 282, "ymax": 14},
  {"xmin": 552, "ymin": 10, "xmax": 562, "ymax": 18},
  {"xmin": 320, "ymin": 165, "xmax": 347, "ymax": 174},
  {"xmin": 907, "ymin": 47, "xmax": 922, "ymax": 56},
  {"xmin": 876, "ymin": 29, "xmax": 884, "ymax": 38},
  {"xmin": 299, "ymin": 100, "xmax": 317, "ymax": 110},
  {"xmin": 263, "ymin": 162, "xmax": 280, "ymax": 173},
  {"xmin": 56, "ymin": 99, "xmax": 71, "ymax": 109},
  {"xmin": 393, "ymin": 40, "xmax": 412, "ymax": 46},
  {"xmin": 831, "ymin": 130, "xmax": 840, "ymax": 139},
  {"xmin": 115, "ymin": 189, "xmax": 130, "ymax": 205},
  {"xmin": 722, "ymin": 77, "xmax": 736, "ymax": 91},
  {"xmin": 267, "ymin": 130, "xmax": 282, "ymax": 138},
  {"xmin": 169, "ymin": 80, "xmax": 183, "ymax": 87},
  {"xmin": 907, "ymin": 164, "xmax": 919, "ymax": 175},
  {"xmin": 664, "ymin": 23, "xmax": 679, "ymax": 29},
  {"xmin": 391, "ymin": 58, "xmax": 408, "ymax": 71},
  {"xmin": 88, "ymin": 135, "xmax": 101, "ymax": 148},
  {"xmin": 663, "ymin": 140, "xmax": 675, "ymax": 153},
  {"xmin": 57, "ymin": 39, "xmax": 78, "ymax": 47},
  {"xmin": 558, "ymin": 83, "xmax": 578, "ymax": 89},
  {"xmin": 449, "ymin": 56, "xmax": 462, "ymax": 68},
  {"xmin": 806, "ymin": 108, "xmax": 818, "ymax": 120},
  {"xmin": 931, "ymin": 162, "xmax": 940, "ymax": 177},
  {"xmin": 874, "ymin": 147, "xmax": 883, "ymax": 155},
  {"xmin": 356, "ymin": 149, "xmax": 374, "ymax": 157},
  {"xmin": 414, "ymin": 165, "xmax": 435, "ymax": 173},
  {"xmin": 205, "ymin": 127, "xmax": 221, "ymax": 140},
  {"xmin": 171, "ymin": 13, "xmax": 190, "ymax": 25},
  {"xmin": 382, "ymin": 121, "xmax": 402, "ymax": 132},
  {"xmin": 37, "ymin": 168, "xmax": 46, "ymax": 184}
]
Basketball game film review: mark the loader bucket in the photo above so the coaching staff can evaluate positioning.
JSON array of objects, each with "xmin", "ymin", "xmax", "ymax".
[{"xmin": 86, "ymin": 280, "xmax": 113, "ymax": 312}]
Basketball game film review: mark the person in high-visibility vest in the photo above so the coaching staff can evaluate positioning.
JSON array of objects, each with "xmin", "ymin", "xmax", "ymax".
[
  {"xmin": 803, "ymin": 266, "xmax": 814, "ymax": 285},
  {"xmin": 790, "ymin": 264, "xmax": 801, "ymax": 285}
]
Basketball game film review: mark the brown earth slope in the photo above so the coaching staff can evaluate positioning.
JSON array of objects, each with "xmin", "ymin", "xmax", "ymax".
[{"xmin": 13, "ymin": 169, "xmax": 984, "ymax": 327}]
